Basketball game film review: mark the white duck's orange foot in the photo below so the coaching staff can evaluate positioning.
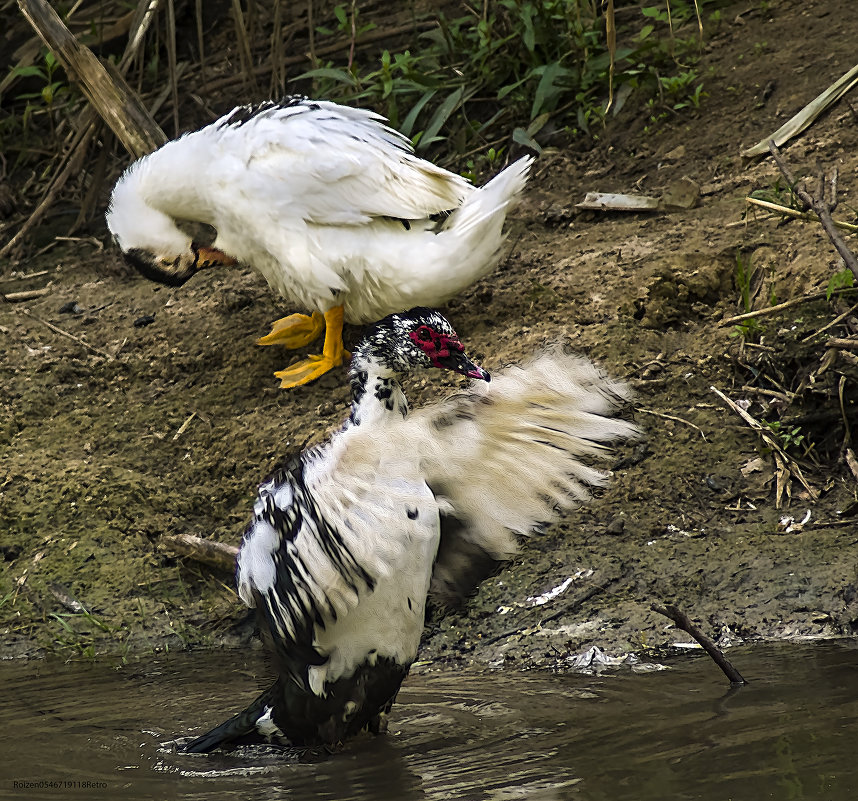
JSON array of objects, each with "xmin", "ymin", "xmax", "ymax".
[
  {"xmin": 257, "ymin": 311, "xmax": 325, "ymax": 349},
  {"xmin": 272, "ymin": 306, "xmax": 349, "ymax": 388},
  {"xmin": 274, "ymin": 351, "xmax": 348, "ymax": 388}
]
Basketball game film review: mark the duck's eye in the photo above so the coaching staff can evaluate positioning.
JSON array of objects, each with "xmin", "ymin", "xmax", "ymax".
[{"xmin": 415, "ymin": 326, "xmax": 433, "ymax": 342}]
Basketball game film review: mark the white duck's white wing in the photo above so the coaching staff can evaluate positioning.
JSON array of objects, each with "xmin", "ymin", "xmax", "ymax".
[
  {"xmin": 235, "ymin": 436, "xmax": 437, "ymax": 684},
  {"xmin": 394, "ymin": 347, "xmax": 640, "ymax": 604},
  {"xmin": 212, "ymin": 99, "xmax": 473, "ymax": 224}
]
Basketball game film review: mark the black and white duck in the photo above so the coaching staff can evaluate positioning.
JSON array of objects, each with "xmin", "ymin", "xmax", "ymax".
[
  {"xmin": 182, "ymin": 307, "xmax": 637, "ymax": 753},
  {"xmin": 106, "ymin": 97, "xmax": 532, "ymax": 388}
]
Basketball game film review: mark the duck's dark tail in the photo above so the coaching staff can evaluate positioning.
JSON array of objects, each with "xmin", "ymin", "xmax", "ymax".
[{"xmin": 182, "ymin": 683, "xmax": 279, "ymax": 753}]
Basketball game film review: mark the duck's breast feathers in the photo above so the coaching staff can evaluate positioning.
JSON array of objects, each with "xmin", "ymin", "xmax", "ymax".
[
  {"xmin": 209, "ymin": 97, "xmax": 473, "ymax": 224},
  {"xmin": 235, "ymin": 434, "xmax": 439, "ymax": 678}
]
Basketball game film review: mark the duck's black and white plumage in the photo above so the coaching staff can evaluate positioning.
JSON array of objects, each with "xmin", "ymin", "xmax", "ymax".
[
  {"xmin": 106, "ymin": 97, "xmax": 533, "ymax": 387},
  {"xmin": 182, "ymin": 308, "xmax": 638, "ymax": 753}
]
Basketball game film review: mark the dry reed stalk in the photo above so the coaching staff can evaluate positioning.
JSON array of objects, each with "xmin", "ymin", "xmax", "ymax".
[
  {"xmin": 195, "ymin": 0, "xmax": 206, "ymax": 85},
  {"xmin": 230, "ymin": 0, "xmax": 258, "ymax": 91},
  {"xmin": 165, "ymin": 0, "xmax": 180, "ymax": 137}
]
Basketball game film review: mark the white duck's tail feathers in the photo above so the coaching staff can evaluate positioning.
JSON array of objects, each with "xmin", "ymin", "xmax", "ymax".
[
  {"xmin": 443, "ymin": 155, "xmax": 534, "ymax": 237},
  {"xmin": 400, "ymin": 155, "xmax": 532, "ymax": 304},
  {"xmin": 395, "ymin": 345, "xmax": 638, "ymax": 603}
]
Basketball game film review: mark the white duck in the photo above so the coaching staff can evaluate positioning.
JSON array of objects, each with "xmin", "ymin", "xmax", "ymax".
[
  {"xmin": 181, "ymin": 307, "xmax": 638, "ymax": 753},
  {"xmin": 106, "ymin": 97, "xmax": 533, "ymax": 388}
]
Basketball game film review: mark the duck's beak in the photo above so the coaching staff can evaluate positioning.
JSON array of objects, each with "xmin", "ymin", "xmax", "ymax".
[
  {"xmin": 122, "ymin": 245, "xmax": 236, "ymax": 287},
  {"xmin": 194, "ymin": 246, "xmax": 237, "ymax": 270},
  {"xmin": 437, "ymin": 348, "xmax": 491, "ymax": 382}
]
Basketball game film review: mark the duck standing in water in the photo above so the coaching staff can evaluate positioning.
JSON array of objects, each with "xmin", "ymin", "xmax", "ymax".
[
  {"xmin": 106, "ymin": 97, "xmax": 533, "ymax": 388},
  {"xmin": 182, "ymin": 307, "xmax": 638, "ymax": 753}
]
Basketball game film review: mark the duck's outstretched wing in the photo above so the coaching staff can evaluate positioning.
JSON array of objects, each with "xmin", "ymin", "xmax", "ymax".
[
  {"xmin": 211, "ymin": 98, "xmax": 473, "ymax": 224},
  {"xmin": 398, "ymin": 346, "xmax": 640, "ymax": 605}
]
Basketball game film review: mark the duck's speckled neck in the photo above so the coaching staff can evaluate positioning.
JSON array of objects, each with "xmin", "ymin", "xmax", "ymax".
[{"xmin": 348, "ymin": 352, "xmax": 408, "ymax": 428}]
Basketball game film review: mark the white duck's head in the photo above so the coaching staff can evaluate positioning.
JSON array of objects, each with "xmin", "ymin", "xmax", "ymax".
[
  {"xmin": 352, "ymin": 307, "xmax": 490, "ymax": 381},
  {"xmin": 106, "ymin": 155, "xmax": 236, "ymax": 287}
]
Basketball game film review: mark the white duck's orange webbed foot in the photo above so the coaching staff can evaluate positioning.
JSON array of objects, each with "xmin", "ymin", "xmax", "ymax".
[
  {"xmin": 257, "ymin": 311, "xmax": 325, "ymax": 349},
  {"xmin": 274, "ymin": 352, "xmax": 344, "ymax": 388},
  {"xmin": 272, "ymin": 305, "xmax": 348, "ymax": 389}
]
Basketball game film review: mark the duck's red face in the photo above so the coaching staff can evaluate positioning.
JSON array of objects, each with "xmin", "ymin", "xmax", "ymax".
[{"xmin": 409, "ymin": 324, "xmax": 490, "ymax": 381}]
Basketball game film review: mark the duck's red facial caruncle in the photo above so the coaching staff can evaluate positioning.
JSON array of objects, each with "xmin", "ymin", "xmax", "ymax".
[{"xmin": 409, "ymin": 325, "xmax": 490, "ymax": 381}]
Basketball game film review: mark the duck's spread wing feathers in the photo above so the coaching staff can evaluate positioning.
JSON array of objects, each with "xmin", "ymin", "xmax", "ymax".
[
  {"xmin": 398, "ymin": 346, "xmax": 640, "ymax": 605},
  {"xmin": 235, "ymin": 443, "xmax": 429, "ymax": 684},
  {"xmin": 213, "ymin": 99, "xmax": 473, "ymax": 224}
]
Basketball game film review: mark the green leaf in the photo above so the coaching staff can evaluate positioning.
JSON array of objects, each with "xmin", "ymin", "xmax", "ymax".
[
  {"xmin": 521, "ymin": 5, "xmax": 536, "ymax": 52},
  {"xmin": 497, "ymin": 75, "xmax": 529, "ymax": 101},
  {"xmin": 11, "ymin": 65, "xmax": 47, "ymax": 79},
  {"xmin": 293, "ymin": 67, "xmax": 357, "ymax": 87},
  {"xmin": 334, "ymin": 5, "xmax": 347, "ymax": 26},
  {"xmin": 531, "ymin": 62, "xmax": 570, "ymax": 119},
  {"xmin": 417, "ymin": 85, "xmax": 464, "ymax": 151},
  {"xmin": 400, "ymin": 89, "xmax": 437, "ymax": 138},
  {"xmin": 827, "ymin": 267, "xmax": 854, "ymax": 300},
  {"xmin": 641, "ymin": 6, "xmax": 668, "ymax": 21},
  {"xmin": 512, "ymin": 126, "xmax": 543, "ymax": 154},
  {"xmin": 526, "ymin": 112, "xmax": 550, "ymax": 138}
]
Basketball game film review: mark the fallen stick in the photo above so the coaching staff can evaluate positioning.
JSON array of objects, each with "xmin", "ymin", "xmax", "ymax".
[
  {"xmin": 768, "ymin": 140, "xmax": 858, "ymax": 282},
  {"xmin": 159, "ymin": 533, "xmax": 239, "ymax": 573},
  {"xmin": 711, "ymin": 385, "xmax": 817, "ymax": 507},
  {"xmin": 12, "ymin": 306, "xmax": 114, "ymax": 360},
  {"xmin": 17, "ymin": 0, "xmax": 166, "ymax": 157},
  {"xmin": 826, "ymin": 337, "xmax": 858, "ymax": 349},
  {"xmin": 719, "ymin": 290, "xmax": 835, "ymax": 326},
  {"xmin": 1, "ymin": 287, "xmax": 51, "ymax": 302},
  {"xmin": 651, "ymin": 603, "xmax": 747, "ymax": 685},
  {"xmin": 745, "ymin": 196, "xmax": 858, "ymax": 233},
  {"xmin": 637, "ymin": 407, "xmax": 707, "ymax": 439}
]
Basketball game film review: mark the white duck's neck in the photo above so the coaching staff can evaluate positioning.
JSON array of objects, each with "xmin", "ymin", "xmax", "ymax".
[
  {"xmin": 139, "ymin": 133, "xmax": 220, "ymax": 222},
  {"xmin": 348, "ymin": 354, "xmax": 409, "ymax": 428}
]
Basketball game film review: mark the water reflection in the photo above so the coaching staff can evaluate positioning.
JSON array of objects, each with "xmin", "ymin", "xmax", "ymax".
[{"xmin": 1, "ymin": 641, "xmax": 856, "ymax": 801}]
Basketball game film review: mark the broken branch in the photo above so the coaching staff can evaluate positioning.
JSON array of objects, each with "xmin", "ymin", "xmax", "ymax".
[
  {"xmin": 745, "ymin": 196, "xmax": 858, "ymax": 233},
  {"xmin": 159, "ymin": 533, "xmax": 239, "ymax": 573},
  {"xmin": 651, "ymin": 602, "xmax": 747, "ymax": 685},
  {"xmin": 768, "ymin": 140, "xmax": 858, "ymax": 282}
]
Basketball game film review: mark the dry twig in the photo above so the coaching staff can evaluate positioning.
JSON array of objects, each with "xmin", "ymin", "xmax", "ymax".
[
  {"xmin": 711, "ymin": 385, "xmax": 817, "ymax": 507},
  {"xmin": 11, "ymin": 306, "xmax": 114, "ymax": 360},
  {"xmin": 159, "ymin": 533, "xmax": 239, "ymax": 573},
  {"xmin": 826, "ymin": 337, "xmax": 858, "ymax": 350},
  {"xmin": 719, "ymin": 290, "xmax": 841, "ymax": 327},
  {"xmin": 1, "ymin": 287, "xmax": 51, "ymax": 302},
  {"xmin": 651, "ymin": 603, "xmax": 747, "ymax": 685},
  {"xmin": 801, "ymin": 299, "xmax": 858, "ymax": 342},
  {"xmin": 637, "ymin": 408, "xmax": 707, "ymax": 440},
  {"xmin": 745, "ymin": 196, "xmax": 858, "ymax": 233},
  {"xmin": 768, "ymin": 140, "xmax": 858, "ymax": 281}
]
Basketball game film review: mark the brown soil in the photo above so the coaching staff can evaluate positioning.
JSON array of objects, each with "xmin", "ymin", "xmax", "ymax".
[{"xmin": 2, "ymin": 0, "xmax": 857, "ymax": 665}]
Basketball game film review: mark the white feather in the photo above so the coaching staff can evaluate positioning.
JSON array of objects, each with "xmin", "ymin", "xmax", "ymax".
[
  {"xmin": 236, "ymin": 333, "xmax": 637, "ymax": 689},
  {"xmin": 106, "ymin": 99, "xmax": 533, "ymax": 322}
]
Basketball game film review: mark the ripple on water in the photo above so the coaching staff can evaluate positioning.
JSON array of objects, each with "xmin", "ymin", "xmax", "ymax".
[{"xmin": 1, "ymin": 641, "xmax": 857, "ymax": 801}]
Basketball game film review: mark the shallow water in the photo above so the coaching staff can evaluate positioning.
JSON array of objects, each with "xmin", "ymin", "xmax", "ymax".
[{"xmin": 1, "ymin": 641, "xmax": 856, "ymax": 800}]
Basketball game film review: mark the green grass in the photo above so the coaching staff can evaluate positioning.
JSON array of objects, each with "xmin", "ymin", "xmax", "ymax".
[{"xmin": 292, "ymin": 0, "xmax": 716, "ymax": 166}]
